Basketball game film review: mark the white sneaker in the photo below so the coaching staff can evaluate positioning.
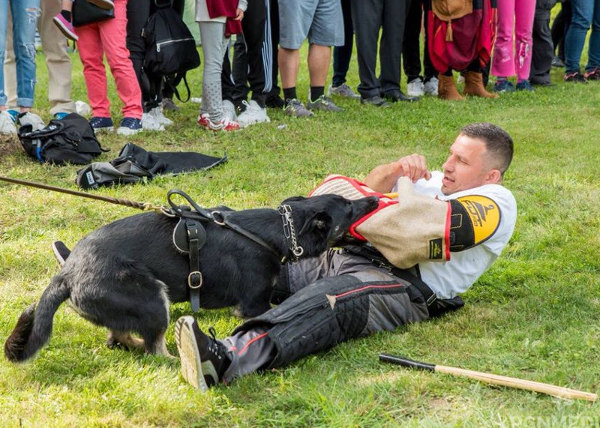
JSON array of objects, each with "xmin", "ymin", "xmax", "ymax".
[
  {"xmin": 407, "ymin": 78, "xmax": 425, "ymax": 97},
  {"xmin": 0, "ymin": 110, "xmax": 17, "ymax": 134},
  {"xmin": 18, "ymin": 112, "xmax": 46, "ymax": 131},
  {"xmin": 141, "ymin": 112, "xmax": 165, "ymax": 131},
  {"xmin": 75, "ymin": 100, "xmax": 91, "ymax": 116},
  {"xmin": 236, "ymin": 100, "xmax": 270, "ymax": 128},
  {"xmin": 149, "ymin": 106, "xmax": 173, "ymax": 127},
  {"xmin": 424, "ymin": 77, "xmax": 439, "ymax": 96},
  {"xmin": 222, "ymin": 100, "xmax": 237, "ymax": 122}
]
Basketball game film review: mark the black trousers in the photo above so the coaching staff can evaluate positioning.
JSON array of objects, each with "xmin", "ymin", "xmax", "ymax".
[
  {"xmin": 351, "ymin": 0, "xmax": 412, "ymax": 98},
  {"xmin": 402, "ymin": 0, "xmax": 436, "ymax": 82},
  {"xmin": 332, "ymin": 0, "xmax": 354, "ymax": 87},
  {"xmin": 551, "ymin": 0, "xmax": 571, "ymax": 60},
  {"xmin": 222, "ymin": 0, "xmax": 272, "ymax": 108},
  {"xmin": 126, "ymin": 0, "xmax": 185, "ymax": 111},
  {"xmin": 530, "ymin": 0, "xmax": 559, "ymax": 84}
]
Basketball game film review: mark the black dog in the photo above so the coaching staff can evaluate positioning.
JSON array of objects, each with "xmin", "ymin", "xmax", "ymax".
[{"xmin": 5, "ymin": 194, "xmax": 377, "ymax": 361}]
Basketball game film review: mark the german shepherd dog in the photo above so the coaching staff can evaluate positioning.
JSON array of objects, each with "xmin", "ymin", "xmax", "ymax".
[{"xmin": 5, "ymin": 194, "xmax": 378, "ymax": 361}]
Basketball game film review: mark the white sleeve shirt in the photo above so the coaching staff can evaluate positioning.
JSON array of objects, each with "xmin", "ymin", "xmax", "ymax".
[{"xmin": 400, "ymin": 171, "xmax": 517, "ymax": 299}]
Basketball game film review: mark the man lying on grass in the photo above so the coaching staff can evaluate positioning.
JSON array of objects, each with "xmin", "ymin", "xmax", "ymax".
[{"xmin": 175, "ymin": 122, "xmax": 517, "ymax": 392}]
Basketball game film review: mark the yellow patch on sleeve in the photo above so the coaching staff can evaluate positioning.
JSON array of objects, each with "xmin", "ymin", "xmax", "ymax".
[{"xmin": 456, "ymin": 195, "xmax": 501, "ymax": 245}]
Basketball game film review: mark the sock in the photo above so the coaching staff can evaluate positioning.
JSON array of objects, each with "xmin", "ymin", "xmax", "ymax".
[
  {"xmin": 60, "ymin": 10, "xmax": 72, "ymax": 22},
  {"xmin": 497, "ymin": 77, "xmax": 508, "ymax": 82},
  {"xmin": 310, "ymin": 86, "xmax": 324, "ymax": 102},
  {"xmin": 283, "ymin": 87, "xmax": 297, "ymax": 102},
  {"xmin": 517, "ymin": 79, "xmax": 527, "ymax": 84}
]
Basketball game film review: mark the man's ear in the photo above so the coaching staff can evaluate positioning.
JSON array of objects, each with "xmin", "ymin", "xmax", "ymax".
[{"xmin": 485, "ymin": 169, "xmax": 502, "ymax": 184}]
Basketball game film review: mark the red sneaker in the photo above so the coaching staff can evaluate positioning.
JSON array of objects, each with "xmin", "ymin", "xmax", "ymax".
[{"xmin": 53, "ymin": 14, "xmax": 78, "ymax": 41}]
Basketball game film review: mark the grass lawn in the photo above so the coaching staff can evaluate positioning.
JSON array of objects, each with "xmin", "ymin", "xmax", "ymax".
[{"xmin": 1, "ymin": 37, "xmax": 600, "ymax": 426}]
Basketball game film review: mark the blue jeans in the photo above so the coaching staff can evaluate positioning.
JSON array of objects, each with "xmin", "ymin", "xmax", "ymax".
[
  {"xmin": 564, "ymin": 0, "xmax": 600, "ymax": 73},
  {"xmin": 0, "ymin": 0, "xmax": 40, "ymax": 108}
]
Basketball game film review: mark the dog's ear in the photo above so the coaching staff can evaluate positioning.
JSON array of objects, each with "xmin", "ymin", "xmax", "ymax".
[
  {"xmin": 298, "ymin": 211, "xmax": 331, "ymax": 235},
  {"xmin": 281, "ymin": 196, "xmax": 306, "ymax": 204}
]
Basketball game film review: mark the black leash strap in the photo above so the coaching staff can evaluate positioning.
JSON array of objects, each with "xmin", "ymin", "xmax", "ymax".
[{"xmin": 186, "ymin": 219, "xmax": 203, "ymax": 312}]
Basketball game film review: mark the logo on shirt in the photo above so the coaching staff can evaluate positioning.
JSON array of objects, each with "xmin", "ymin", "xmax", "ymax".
[{"xmin": 456, "ymin": 195, "xmax": 501, "ymax": 245}]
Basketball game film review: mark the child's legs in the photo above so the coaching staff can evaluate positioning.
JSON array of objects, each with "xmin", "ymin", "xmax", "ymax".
[
  {"xmin": 199, "ymin": 21, "xmax": 229, "ymax": 122},
  {"xmin": 99, "ymin": 0, "xmax": 142, "ymax": 119},
  {"xmin": 491, "ymin": 0, "xmax": 515, "ymax": 78},
  {"xmin": 77, "ymin": 23, "xmax": 111, "ymax": 117},
  {"xmin": 10, "ymin": 0, "xmax": 40, "ymax": 108},
  {"xmin": 514, "ymin": 0, "xmax": 536, "ymax": 81}
]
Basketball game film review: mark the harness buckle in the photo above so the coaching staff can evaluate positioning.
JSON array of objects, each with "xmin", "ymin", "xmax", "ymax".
[
  {"xmin": 188, "ymin": 271, "xmax": 203, "ymax": 289},
  {"xmin": 426, "ymin": 293, "xmax": 437, "ymax": 307}
]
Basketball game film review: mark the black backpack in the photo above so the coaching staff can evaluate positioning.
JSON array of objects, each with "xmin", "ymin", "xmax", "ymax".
[
  {"xmin": 18, "ymin": 113, "xmax": 106, "ymax": 166},
  {"xmin": 142, "ymin": 6, "xmax": 200, "ymax": 102}
]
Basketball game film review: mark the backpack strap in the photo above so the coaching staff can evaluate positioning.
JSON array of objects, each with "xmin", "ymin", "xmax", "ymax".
[{"xmin": 166, "ymin": 72, "xmax": 191, "ymax": 103}]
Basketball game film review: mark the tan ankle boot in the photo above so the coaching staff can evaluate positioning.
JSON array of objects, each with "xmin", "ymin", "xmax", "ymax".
[
  {"xmin": 463, "ymin": 71, "xmax": 499, "ymax": 98},
  {"xmin": 437, "ymin": 74, "xmax": 465, "ymax": 101}
]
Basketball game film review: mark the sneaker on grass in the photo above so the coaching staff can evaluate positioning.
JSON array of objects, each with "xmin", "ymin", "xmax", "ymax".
[
  {"xmin": 407, "ymin": 78, "xmax": 425, "ymax": 97},
  {"xmin": 116, "ymin": 117, "xmax": 142, "ymax": 135},
  {"xmin": 284, "ymin": 98, "xmax": 314, "ymax": 117},
  {"xmin": 18, "ymin": 112, "xmax": 46, "ymax": 131},
  {"xmin": 306, "ymin": 95, "xmax": 343, "ymax": 112},
  {"xmin": 161, "ymin": 97, "xmax": 179, "ymax": 111},
  {"xmin": 236, "ymin": 100, "xmax": 270, "ymax": 128},
  {"xmin": 141, "ymin": 113, "xmax": 165, "ymax": 131},
  {"xmin": 148, "ymin": 106, "xmax": 173, "ymax": 126},
  {"xmin": 175, "ymin": 316, "xmax": 231, "ymax": 392},
  {"xmin": 89, "ymin": 116, "xmax": 114, "ymax": 133},
  {"xmin": 197, "ymin": 113, "xmax": 240, "ymax": 131},
  {"xmin": 424, "ymin": 77, "xmax": 439, "ymax": 96},
  {"xmin": 327, "ymin": 83, "xmax": 360, "ymax": 99},
  {"xmin": 0, "ymin": 110, "xmax": 17, "ymax": 134},
  {"xmin": 493, "ymin": 80, "xmax": 515, "ymax": 93},
  {"xmin": 564, "ymin": 71, "xmax": 587, "ymax": 83}
]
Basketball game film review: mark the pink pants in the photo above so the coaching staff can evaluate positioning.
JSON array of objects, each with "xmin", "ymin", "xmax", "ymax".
[
  {"xmin": 491, "ymin": 0, "xmax": 536, "ymax": 81},
  {"xmin": 76, "ymin": 0, "xmax": 142, "ymax": 119}
]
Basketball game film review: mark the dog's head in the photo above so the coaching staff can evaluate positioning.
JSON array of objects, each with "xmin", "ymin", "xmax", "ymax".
[{"xmin": 280, "ymin": 194, "xmax": 378, "ymax": 257}]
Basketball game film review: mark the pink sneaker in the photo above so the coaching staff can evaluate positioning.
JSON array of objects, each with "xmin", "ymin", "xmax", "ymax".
[
  {"xmin": 53, "ymin": 14, "xmax": 78, "ymax": 41},
  {"xmin": 197, "ymin": 113, "xmax": 240, "ymax": 131}
]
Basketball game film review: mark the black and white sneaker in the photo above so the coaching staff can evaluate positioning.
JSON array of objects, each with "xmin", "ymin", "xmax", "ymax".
[{"xmin": 175, "ymin": 316, "xmax": 231, "ymax": 392}]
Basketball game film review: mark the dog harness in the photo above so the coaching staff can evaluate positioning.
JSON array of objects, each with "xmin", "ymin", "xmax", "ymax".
[{"xmin": 165, "ymin": 189, "xmax": 303, "ymax": 312}]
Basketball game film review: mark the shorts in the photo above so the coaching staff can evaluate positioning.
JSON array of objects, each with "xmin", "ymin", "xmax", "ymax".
[{"xmin": 278, "ymin": 0, "xmax": 344, "ymax": 49}]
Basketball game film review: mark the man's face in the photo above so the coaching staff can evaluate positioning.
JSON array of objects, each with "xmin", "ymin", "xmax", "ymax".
[{"xmin": 441, "ymin": 134, "xmax": 497, "ymax": 195}]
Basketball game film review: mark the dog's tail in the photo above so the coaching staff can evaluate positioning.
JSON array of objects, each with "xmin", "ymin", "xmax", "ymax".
[{"xmin": 4, "ymin": 276, "xmax": 70, "ymax": 362}]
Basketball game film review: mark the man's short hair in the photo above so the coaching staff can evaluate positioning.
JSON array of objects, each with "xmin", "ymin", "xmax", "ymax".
[{"xmin": 460, "ymin": 123, "xmax": 514, "ymax": 175}]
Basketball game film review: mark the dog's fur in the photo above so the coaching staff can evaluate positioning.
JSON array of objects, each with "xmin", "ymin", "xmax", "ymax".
[{"xmin": 5, "ymin": 194, "xmax": 377, "ymax": 362}]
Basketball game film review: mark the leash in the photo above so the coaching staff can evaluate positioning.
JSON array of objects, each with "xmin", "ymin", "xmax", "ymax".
[{"xmin": 0, "ymin": 175, "xmax": 167, "ymax": 214}]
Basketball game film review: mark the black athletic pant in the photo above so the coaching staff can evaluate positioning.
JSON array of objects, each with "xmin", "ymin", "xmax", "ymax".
[
  {"xmin": 351, "ymin": 0, "xmax": 412, "ymax": 98},
  {"xmin": 222, "ymin": 0, "xmax": 271, "ymax": 108},
  {"xmin": 551, "ymin": 0, "xmax": 571, "ymax": 60},
  {"xmin": 332, "ymin": 0, "xmax": 354, "ymax": 87},
  {"xmin": 530, "ymin": 0, "xmax": 558, "ymax": 84},
  {"xmin": 402, "ymin": 0, "xmax": 436, "ymax": 83}
]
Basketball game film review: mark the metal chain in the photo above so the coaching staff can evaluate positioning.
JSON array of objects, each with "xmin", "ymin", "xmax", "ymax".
[{"xmin": 278, "ymin": 204, "xmax": 304, "ymax": 257}]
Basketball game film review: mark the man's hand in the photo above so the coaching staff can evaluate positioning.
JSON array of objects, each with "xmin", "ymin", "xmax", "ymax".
[
  {"xmin": 235, "ymin": 8, "xmax": 244, "ymax": 20},
  {"xmin": 364, "ymin": 154, "xmax": 431, "ymax": 193}
]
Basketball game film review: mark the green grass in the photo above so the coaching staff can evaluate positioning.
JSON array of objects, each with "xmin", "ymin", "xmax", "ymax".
[{"xmin": 2, "ymin": 39, "xmax": 600, "ymax": 426}]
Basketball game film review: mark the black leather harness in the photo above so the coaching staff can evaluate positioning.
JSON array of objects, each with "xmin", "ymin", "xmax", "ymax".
[{"xmin": 165, "ymin": 189, "xmax": 303, "ymax": 312}]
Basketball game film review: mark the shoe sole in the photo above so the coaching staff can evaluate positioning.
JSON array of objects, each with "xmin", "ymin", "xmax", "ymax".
[
  {"xmin": 175, "ymin": 316, "xmax": 209, "ymax": 392},
  {"xmin": 86, "ymin": 0, "xmax": 114, "ymax": 10},
  {"xmin": 116, "ymin": 128, "xmax": 142, "ymax": 136},
  {"xmin": 92, "ymin": 126, "xmax": 114, "ymax": 133},
  {"xmin": 53, "ymin": 17, "xmax": 78, "ymax": 41}
]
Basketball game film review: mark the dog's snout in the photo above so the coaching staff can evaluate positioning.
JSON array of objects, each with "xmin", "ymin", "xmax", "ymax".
[{"xmin": 360, "ymin": 196, "xmax": 379, "ymax": 213}]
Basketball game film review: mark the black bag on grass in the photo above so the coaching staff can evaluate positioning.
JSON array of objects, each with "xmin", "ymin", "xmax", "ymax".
[
  {"xmin": 18, "ymin": 113, "xmax": 105, "ymax": 166},
  {"xmin": 142, "ymin": 6, "xmax": 200, "ymax": 102}
]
